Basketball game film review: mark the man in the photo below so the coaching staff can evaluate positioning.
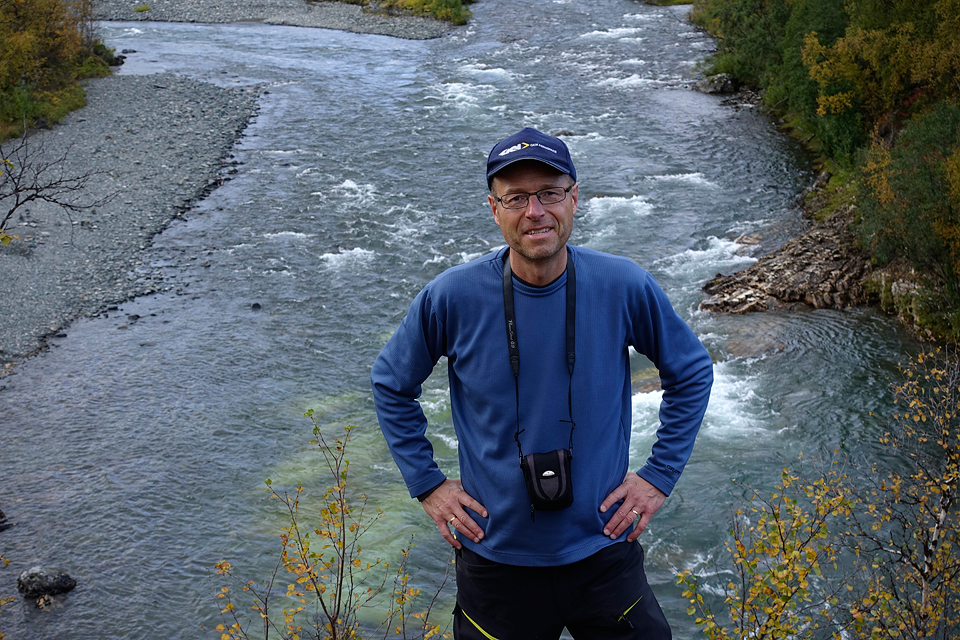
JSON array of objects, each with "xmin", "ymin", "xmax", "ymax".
[{"xmin": 371, "ymin": 127, "xmax": 713, "ymax": 639}]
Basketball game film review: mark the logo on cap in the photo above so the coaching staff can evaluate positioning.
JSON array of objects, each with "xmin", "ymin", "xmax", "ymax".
[
  {"xmin": 499, "ymin": 142, "xmax": 527, "ymax": 157},
  {"xmin": 499, "ymin": 142, "xmax": 558, "ymax": 157}
]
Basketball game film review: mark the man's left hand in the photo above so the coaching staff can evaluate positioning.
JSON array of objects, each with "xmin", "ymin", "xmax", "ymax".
[{"xmin": 599, "ymin": 473, "xmax": 666, "ymax": 542}]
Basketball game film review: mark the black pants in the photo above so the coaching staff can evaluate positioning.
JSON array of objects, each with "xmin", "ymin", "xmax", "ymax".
[{"xmin": 453, "ymin": 542, "xmax": 671, "ymax": 640}]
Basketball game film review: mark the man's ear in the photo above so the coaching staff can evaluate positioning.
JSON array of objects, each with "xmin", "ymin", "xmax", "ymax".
[{"xmin": 489, "ymin": 194, "xmax": 501, "ymax": 227}]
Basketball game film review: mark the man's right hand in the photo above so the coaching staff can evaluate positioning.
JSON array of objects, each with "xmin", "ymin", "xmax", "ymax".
[{"xmin": 421, "ymin": 478, "xmax": 487, "ymax": 549}]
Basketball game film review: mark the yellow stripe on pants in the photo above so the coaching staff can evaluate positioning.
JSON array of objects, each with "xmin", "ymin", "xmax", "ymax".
[{"xmin": 462, "ymin": 608, "xmax": 501, "ymax": 640}]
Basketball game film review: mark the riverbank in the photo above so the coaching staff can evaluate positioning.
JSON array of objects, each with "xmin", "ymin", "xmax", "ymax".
[
  {"xmin": 0, "ymin": 74, "xmax": 258, "ymax": 370},
  {"xmin": 0, "ymin": 2, "xmax": 459, "ymax": 373},
  {"xmin": 694, "ymin": 93, "xmax": 934, "ymax": 340}
]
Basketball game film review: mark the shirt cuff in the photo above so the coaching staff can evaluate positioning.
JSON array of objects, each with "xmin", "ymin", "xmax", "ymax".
[{"xmin": 416, "ymin": 480, "xmax": 446, "ymax": 502}]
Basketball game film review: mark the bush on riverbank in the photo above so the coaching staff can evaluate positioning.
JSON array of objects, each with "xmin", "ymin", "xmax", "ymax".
[
  {"xmin": 680, "ymin": 347, "xmax": 960, "ymax": 638},
  {"xmin": 336, "ymin": 0, "xmax": 473, "ymax": 25},
  {"xmin": 0, "ymin": 0, "xmax": 114, "ymax": 138},
  {"xmin": 378, "ymin": 0, "xmax": 473, "ymax": 25},
  {"xmin": 0, "ymin": 552, "xmax": 11, "ymax": 640},
  {"xmin": 690, "ymin": 0, "xmax": 960, "ymax": 341},
  {"xmin": 213, "ymin": 419, "xmax": 450, "ymax": 639}
]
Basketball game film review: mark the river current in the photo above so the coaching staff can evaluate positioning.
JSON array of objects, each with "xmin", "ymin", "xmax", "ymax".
[{"xmin": 0, "ymin": 1, "xmax": 919, "ymax": 638}]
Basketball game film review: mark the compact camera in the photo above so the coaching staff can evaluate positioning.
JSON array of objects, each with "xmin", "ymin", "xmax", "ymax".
[{"xmin": 521, "ymin": 449, "xmax": 574, "ymax": 511}]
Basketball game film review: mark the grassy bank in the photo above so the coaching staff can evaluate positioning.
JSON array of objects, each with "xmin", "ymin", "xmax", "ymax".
[
  {"xmin": 688, "ymin": 0, "xmax": 960, "ymax": 341},
  {"xmin": 0, "ymin": 0, "xmax": 118, "ymax": 138},
  {"xmin": 330, "ymin": 0, "xmax": 474, "ymax": 25}
]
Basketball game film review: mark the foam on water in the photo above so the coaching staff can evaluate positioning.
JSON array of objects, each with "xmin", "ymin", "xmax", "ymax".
[
  {"xmin": 329, "ymin": 179, "xmax": 378, "ymax": 206},
  {"xmin": 646, "ymin": 172, "xmax": 718, "ymax": 188},
  {"xmin": 623, "ymin": 13, "xmax": 657, "ymax": 22},
  {"xmin": 698, "ymin": 359, "xmax": 773, "ymax": 438},
  {"xmin": 629, "ymin": 357, "xmax": 771, "ymax": 476},
  {"xmin": 262, "ymin": 231, "xmax": 313, "ymax": 240},
  {"xmin": 594, "ymin": 74, "xmax": 682, "ymax": 89},
  {"xmin": 431, "ymin": 81, "xmax": 498, "ymax": 112},
  {"xmin": 580, "ymin": 27, "xmax": 645, "ymax": 39},
  {"xmin": 652, "ymin": 236, "xmax": 757, "ymax": 281},
  {"xmin": 457, "ymin": 62, "xmax": 519, "ymax": 85},
  {"xmin": 319, "ymin": 247, "xmax": 376, "ymax": 271},
  {"xmin": 419, "ymin": 248, "xmax": 492, "ymax": 274},
  {"xmin": 376, "ymin": 204, "xmax": 444, "ymax": 249},
  {"xmin": 585, "ymin": 194, "xmax": 654, "ymax": 216}
]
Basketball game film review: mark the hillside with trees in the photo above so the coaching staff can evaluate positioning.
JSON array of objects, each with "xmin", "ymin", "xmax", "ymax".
[
  {"xmin": 0, "ymin": 0, "xmax": 116, "ymax": 138},
  {"xmin": 689, "ymin": 0, "xmax": 960, "ymax": 340}
]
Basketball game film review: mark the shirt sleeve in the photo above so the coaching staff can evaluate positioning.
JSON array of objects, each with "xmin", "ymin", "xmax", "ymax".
[
  {"xmin": 371, "ymin": 286, "xmax": 450, "ymax": 498},
  {"xmin": 630, "ymin": 271, "xmax": 713, "ymax": 496}
]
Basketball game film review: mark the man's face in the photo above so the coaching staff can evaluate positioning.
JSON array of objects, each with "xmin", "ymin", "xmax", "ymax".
[{"xmin": 488, "ymin": 161, "xmax": 578, "ymax": 278}]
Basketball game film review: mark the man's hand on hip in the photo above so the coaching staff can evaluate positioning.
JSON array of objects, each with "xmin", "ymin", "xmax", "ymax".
[
  {"xmin": 421, "ymin": 478, "xmax": 488, "ymax": 549},
  {"xmin": 599, "ymin": 473, "xmax": 666, "ymax": 542}
]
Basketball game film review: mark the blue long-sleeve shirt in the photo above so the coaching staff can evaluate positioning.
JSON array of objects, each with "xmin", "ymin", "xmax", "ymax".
[{"xmin": 371, "ymin": 246, "xmax": 712, "ymax": 566}]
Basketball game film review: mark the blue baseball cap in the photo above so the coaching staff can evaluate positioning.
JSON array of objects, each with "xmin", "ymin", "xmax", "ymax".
[{"xmin": 486, "ymin": 127, "xmax": 576, "ymax": 188}]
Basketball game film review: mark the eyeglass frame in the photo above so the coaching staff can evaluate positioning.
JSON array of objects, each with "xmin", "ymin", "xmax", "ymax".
[{"xmin": 492, "ymin": 183, "xmax": 576, "ymax": 210}]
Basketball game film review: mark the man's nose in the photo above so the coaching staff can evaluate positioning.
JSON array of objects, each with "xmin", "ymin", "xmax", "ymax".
[{"xmin": 523, "ymin": 194, "xmax": 546, "ymax": 217}]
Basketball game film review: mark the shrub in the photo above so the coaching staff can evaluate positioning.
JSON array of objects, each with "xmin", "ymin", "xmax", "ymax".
[
  {"xmin": 212, "ymin": 418, "xmax": 450, "ymax": 640},
  {"xmin": 378, "ymin": 0, "xmax": 472, "ymax": 25},
  {"xmin": 689, "ymin": 0, "xmax": 791, "ymax": 88},
  {"xmin": 0, "ymin": 0, "xmax": 112, "ymax": 136},
  {"xmin": 764, "ymin": 0, "xmax": 846, "ymax": 118},
  {"xmin": 678, "ymin": 463, "xmax": 854, "ymax": 640},
  {"xmin": 679, "ymin": 347, "xmax": 960, "ymax": 639},
  {"xmin": 0, "ymin": 552, "xmax": 12, "ymax": 640}
]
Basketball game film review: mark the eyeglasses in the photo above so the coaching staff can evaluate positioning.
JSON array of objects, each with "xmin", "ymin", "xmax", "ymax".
[{"xmin": 493, "ymin": 184, "xmax": 575, "ymax": 209}]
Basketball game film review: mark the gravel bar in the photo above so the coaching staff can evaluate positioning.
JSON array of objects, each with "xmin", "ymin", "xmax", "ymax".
[
  {"xmin": 0, "ymin": 2, "xmax": 458, "ymax": 369},
  {"xmin": 0, "ymin": 74, "xmax": 259, "ymax": 365},
  {"xmin": 94, "ymin": 0, "xmax": 455, "ymax": 40}
]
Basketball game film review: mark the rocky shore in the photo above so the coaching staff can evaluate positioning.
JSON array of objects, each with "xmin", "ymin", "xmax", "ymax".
[
  {"xmin": 696, "ymin": 159, "xmax": 924, "ymax": 336},
  {"xmin": 692, "ymin": 79, "xmax": 925, "ymax": 336},
  {"xmin": 700, "ymin": 205, "xmax": 871, "ymax": 313},
  {"xmin": 0, "ymin": 2, "xmax": 457, "ymax": 371}
]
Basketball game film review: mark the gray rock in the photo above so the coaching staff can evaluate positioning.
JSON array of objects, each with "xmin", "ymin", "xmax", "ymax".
[
  {"xmin": 17, "ymin": 566, "xmax": 78, "ymax": 598},
  {"xmin": 694, "ymin": 73, "xmax": 738, "ymax": 94}
]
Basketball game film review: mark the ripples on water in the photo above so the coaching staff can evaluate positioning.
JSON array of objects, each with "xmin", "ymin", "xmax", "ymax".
[{"xmin": 0, "ymin": 1, "xmax": 919, "ymax": 638}]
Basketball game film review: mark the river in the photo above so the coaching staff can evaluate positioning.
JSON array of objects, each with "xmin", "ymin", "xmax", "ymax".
[{"xmin": 0, "ymin": 1, "xmax": 919, "ymax": 638}]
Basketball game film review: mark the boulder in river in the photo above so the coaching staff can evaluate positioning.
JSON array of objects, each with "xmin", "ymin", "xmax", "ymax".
[
  {"xmin": 17, "ymin": 566, "xmax": 77, "ymax": 598},
  {"xmin": 694, "ymin": 73, "xmax": 738, "ymax": 94}
]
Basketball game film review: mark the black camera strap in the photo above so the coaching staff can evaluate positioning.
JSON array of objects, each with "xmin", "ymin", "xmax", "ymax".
[{"xmin": 501, "ymin": 248, "xmax": 577, "ymax": 464}]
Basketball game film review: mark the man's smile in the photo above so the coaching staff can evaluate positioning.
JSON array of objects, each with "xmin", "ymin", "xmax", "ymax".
[{"xmin": 525, "ymin": 227, "xmax": 553, "ymax": 236}]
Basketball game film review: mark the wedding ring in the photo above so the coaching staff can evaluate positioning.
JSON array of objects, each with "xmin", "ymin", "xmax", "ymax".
[
  {"xmin": 631, "ymin": 509, "xmax": 640, "ymax": 517},
  {"xmin": 449, "ymin": 517, "xmax": 457, "ymax": 524}
]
